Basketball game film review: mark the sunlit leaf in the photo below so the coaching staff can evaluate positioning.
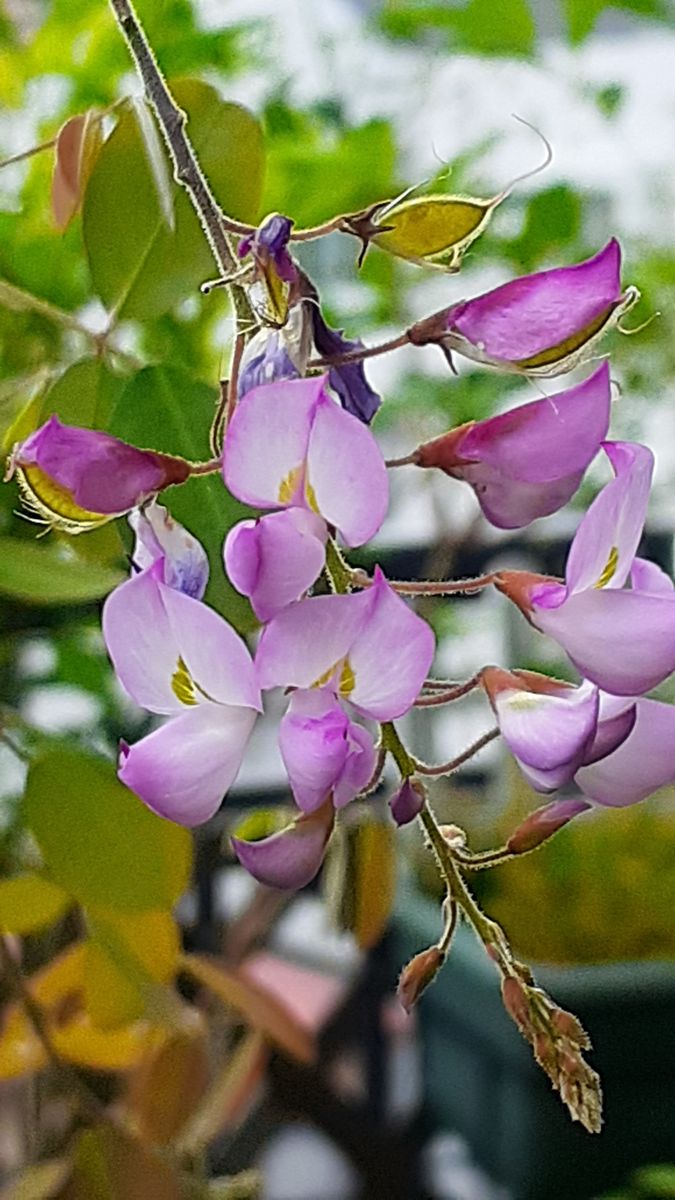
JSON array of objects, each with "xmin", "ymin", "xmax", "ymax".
[
  {"xmin": 563, "ymin": 0, "xmax": 668, "ymax": 44},
  {"xmin": 181, "ymin": 953, "xmax": 316, "ymax": 1065},
  {"xmin": 0, "ymin": 1007, "xmax": 46, "ymax": 1080},
  {"xmin": 51, "ymin": 111, "xmax": 103, "ymax": 231},
  {"xmin": 380, "ymin": 0, "xmax": 536, "ymax": 56},
  {"xmin": 83, "ymin": 79, "xmax": 264, "ymax": 320},
  {"xmin": 128, "ymin": 97, "xmax": 175, "ymax": 233},
  {"xmin": 178, "ymin": 1030, "xmax": 267, "ymax": 1153},
  {"xmin": 0, "ymin": 537, "xmax": 123, "ymax": 605},
  {"xmin": 126, "ymin": 1018, "xmax": 210, "ymax": 1144},
  {"xmin": 109, "ymin": 364, "xmax": 254, "ymax": 629},
  {"xmin": 0, "ymin": 874, "xmax": 69, "ymax": 934},
  {"xmin": 23, "ymin": 748, "xmax": 192, "ymax": 912},
  {"xmin": 84, "ymin": 909, "xmax": 180, "ymax": 1029},
  {"xmin": 51, "ymin": 1016, "xmax": 151, "ymax": 1071}
]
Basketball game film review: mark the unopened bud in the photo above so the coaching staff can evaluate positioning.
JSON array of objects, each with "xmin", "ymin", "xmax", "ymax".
[
  {"xmin": 501, "ymin": 975, "xmax": 530, "ymax": 1027},
  {"xmin": 389, "ymin": 777, "xmax": 425, "ymax": 826},
  {"xmin": 507, "ymin": 797, "xmax": 589, "ymax": 855},
  {"xmin": 397, "ymin": 946, "xmax": 444, "ymax": 1014},
  {"xmin": 438, "ymin": 823, "xmax": 467, "ymax": 849}
]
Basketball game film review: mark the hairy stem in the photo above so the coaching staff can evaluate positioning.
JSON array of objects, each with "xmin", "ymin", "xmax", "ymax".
[
  {"xmin": 414, "ymin": 727, "xmax": 500, "ymax": 776},
  {"xmin": 308, "ymin": 330, "xmax": 410, "ymax": 369}
]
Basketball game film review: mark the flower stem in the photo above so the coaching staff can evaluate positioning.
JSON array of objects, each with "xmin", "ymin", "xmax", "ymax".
[
  {"xmin": 414, "ymin": 674, "xmax": 481, "ymax": 708},
  {"xmin": 389, "ymin": 573, "xmax": 496, "ymax": 597},
  {"xmin": 380, "ymin": 721, "xmax": 416, "ymax": 778},
  {"xmin": 414, "ymin": 727, "xmax": 499, "ymax": 776},
  {"xmin": 308, "ymin": 330, "xmax": 410, "ymax": 369},
  {"xmin": 188, "ymin": 456, "xmax": 223, "ymax": 476}
]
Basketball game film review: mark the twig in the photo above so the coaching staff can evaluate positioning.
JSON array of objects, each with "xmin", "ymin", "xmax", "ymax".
[
  {"xmin": 307, "ymin": 330, "xmax": 410, "ymax": 369},
  {"xmin": 414, "ymin": 674, "xmax": 482, "ymax": 708},
  {"xmin": 414, "ymin": 727, "xmax": 500, "ymax": 776}
]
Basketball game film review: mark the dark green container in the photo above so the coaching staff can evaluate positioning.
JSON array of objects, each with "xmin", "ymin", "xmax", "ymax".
[{"xmin": 391, "ymin": 882, "xmax": 675, "ymax": 1200}]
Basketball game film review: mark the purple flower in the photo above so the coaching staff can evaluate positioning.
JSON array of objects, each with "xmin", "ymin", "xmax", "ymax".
[
  {"xmin": 129, "ymin": 501, "xmax": 209, "ymax": 600},
  {"xmin": 412, "ymin": 363, "xmax": 611, "ymax": 529},
  {"xmin": 279, "ymin": 689, "xmax": 377, "ymax": 813},
  {"xmin": 8, "ymin": 416, "xmax": 190, "ymax": 530},
  {"xmin": 102, "ymin": 565, "xmax": 261, "ymax": 825},
  {"xmin": 310, "ymin": 308, "xmax": 381, "ymax": 424},
  {"xmin": 237, "ymin": 305, "xmax": 312, "ymax": 400},
  {"xmin": 409, "ymin": 240, "xmax": 638, "ymax": 376},
  {"xmin": 223, "ymin": 376, "xmax": 388, "ymax": 615},
  {"xmin": 575, "ymin": 694, "xmax": 675, "ymax": 807},
  {"xmin": 231, "ymin": 800, "xmax": 335, "ymax": 891},
  {"xmin": 238, "ymin": 213, "xmax": 298, "ymax": 327},
  {"xmin": 496, "ymin": 442, "xmax": 675, "ymax": 695},
  {"xmin": 224, "ymin": 508, "xmax": 327, "ymax": 623}
]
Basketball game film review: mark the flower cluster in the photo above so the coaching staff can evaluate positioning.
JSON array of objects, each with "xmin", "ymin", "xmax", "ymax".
[{"xmin": 8, "ymin": 224, "xmax": 675, "ymax": 902}]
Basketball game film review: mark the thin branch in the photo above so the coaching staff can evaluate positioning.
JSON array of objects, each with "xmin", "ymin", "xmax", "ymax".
[
  {"xmin": 308, "ymin": 330, "xmax": 410, "ymax": 369},
  {"xmin": 351, "ymin": 569, "xmax": 495, "ymax": 597},
  {"xmin": 414, "ymin": 727, "xmax": 500, "ymax": 777},
  {"xmin": 224, "ymin": 330, "xmax": 246, "ymax": 432},
  {"xmin": 414, "ymin": 674, "xmax": 482, "ymax": 708},
  {"xmin": 0, "ymin": 136, "xmax": 57, "ymax": 171},
  {"xmin": 107, "ymin": 0, "xmax": 253, "ymax": 329},
  {"xmin": 0, "ymin": 279, "xmax": 140, "ymax": 366}
]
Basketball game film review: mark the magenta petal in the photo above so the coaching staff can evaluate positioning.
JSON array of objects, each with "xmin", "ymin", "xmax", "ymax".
[
  {"xmin": 446, "ymin": 240, "xmax": 622, "ymax": 365},
  {"xmin": 348, "ymin": 570, "xmax": 436, "ymax": 721},
  {"xmin": 631, "ymin": 556, "xmax": 675, "ymax": 595},
  {"xmin": 576, "ymin": 699, "xmax": 675, "ymax": 806},
  {"xmin": 256, "ymin": 588, "xmax": 374, "ymax": 693},
  {"xmin": 390, "ymin": 778, "xmax": 425, "ymax": 826},
  {"xmin": 565, "ymin": 441, "xmax": 654, "ymax": 595},
  {"xmin": 119, "ymin": 703, "xmax": 256, "ymax": 826},
  {"xmin": 279, "ymin": 690, "xmax": 352, "ymax": 813},
  {"xmin": 462, "ymin": 467, "xmax": 586, "ymax": 530},
  {"xmin": 494, "ymin": 680, "xmax": 598, "ymax": 773},
  {"xmin": 462, "ymin": 363, "xmax": 611, "ymax": 485},
  {"xmin": 232, "ymin": 804, "xmax": 334, "ymax": 889},
  {"xmin": 15, "ymin": 416, "xmax": 188, "ymax": 513},
  {"xmin": 224, "ymin": 508, "xmax": 327, "ymax": 622},
  {"xmin": 129, "ymin": 502, "xmax": 209, "ymax": 600},
  {"xmin": 532, "ymin": 588, "xmax": 675, "ymax": 694},
  {"xmin": 306, "ymin": 393, "xmax": 389, "ymax": 546},
  {"xmin": 223, "ymin": 377, "xmax": 324, "ymax": 508}
]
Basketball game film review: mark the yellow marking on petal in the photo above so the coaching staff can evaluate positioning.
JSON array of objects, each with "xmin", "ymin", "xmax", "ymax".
[
  {"xmin": 171, "ymin": 656, "xmax": 198, "ymax": 706},
  {"xmin": 594, "ymin": 545, "xmax": 619, "ymax": 589},
  {"xmin": 305, "ymin": 478, "xmax": 320, "ymax": 515},
  {"xmin": 15, "ymin": 465, "xmax": 112, "ymax": 535},
  {"xmin": 339, "ymin": 659, "xmax": 355, "ymax": 697},
  {"xmin": 278, "ymin": 464, "xmax": 303, "ymax": 505},
  {"xmin": 312, "ymin": 663, "xmax": 338, "ymax": 690}
]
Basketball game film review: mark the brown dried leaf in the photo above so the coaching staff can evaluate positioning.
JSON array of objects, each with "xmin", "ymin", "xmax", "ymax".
[
  {"xmin": 125, "ymin": 1016, "xmax": 210, "ymax": 1145},
  {"xmin": 51, "ymin": 113, "xmax": 103, "ymax": 231}
]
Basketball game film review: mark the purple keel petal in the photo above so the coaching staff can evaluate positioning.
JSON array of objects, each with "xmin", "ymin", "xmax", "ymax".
[
  {"xmin": 631, "ymin": 557, "xmax": 675, "ymax": 595},
  {"xmin": 129, "ymin": 502, "xmax": 209, "ymax": 600},
  {"xmin": 565, "ymin": 441, "xmax": 654, "ymax": 595},
  {"xmin": 488, "ymin": 675, "xmax": 598, "ymax": 773},
  {"xmin": 332, "ymin": 723, "xmax": 378, "ymax": 809},
  {"xmin": 576, "ymin": 699, "xmax": 675, "ymax": 806},
  {"xmin": 348, "ymin": 570, "xmax": 436, "ymax": 721},
  {"xmin": 225, "ymin": 509, "xmax": 327, "ymax": 622},
  {"xmin": 279, "ymin": 690, "xmax": 353, "ymax": 813},
  {"xmin": 532, "ymin": 587, "xmax": 675, "ymax": 694},
  {"xmin": 119, "ymin": 703, "xmax": 256, "ymax": 826},
  {"xmin": 232, "ymin": 803, "xmax": 334, "ymax": 889},
  {"xmin": 223, "ymin": 376, "xmax": 324, "ymax": 508},
  {"xmin": 461, "ymin": 466, "xmax": 586, "ymax": 530},
  {"xmin": 306, "ymin": 392, "xmax": 389, "ymax": 546}
]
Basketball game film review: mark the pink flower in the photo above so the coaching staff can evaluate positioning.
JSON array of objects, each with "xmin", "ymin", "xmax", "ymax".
[
  {"xmin": 412, "ymin": 363, "xmax": 611, "ymax": 528},
  {"xmin": 8, "ymin": 416, "xmax": 189, "ymax": 529},
  {"xmin": 409, "ymin": 240, "xmax": 638, "ymax": 377},
  {"xmin": 129, "ymin": 501, "xmax": 209, "ymax": 600},
  {"xmin": 102, "ymin": 566, "xmax": 261, "ymax": 826},
  {"xmin": 223, "ymin": 376, "xmax": 388, "ymax": 619},
  {"xmin": 496, "ymin": 442, "xmax": 675, "ymax": 695}
]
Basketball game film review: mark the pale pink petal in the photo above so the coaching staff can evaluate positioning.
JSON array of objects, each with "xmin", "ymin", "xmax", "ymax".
[
  {"xmin": 119, "ymin": 703, "xmax": 256, "ymax": 825},
  {"xmin": 279, "ymin": 690, "xmax": 352, "ymax": 813},
  {"xmin": 306, "ymin": 392, "xmax": 389, "ymax": 546},
  {"xmin": 224, "ymin": 508, "xmax": 327, "ymax": 622},
  {"xmin": 231, "ymin": 804, "xmax": 334, "ymax": 890},
  {"xmin": 565, "ymin": 441, "xmax": 653, "ymax": 595},
  {"xmin": 255, "ymin": 588, "xmax": 374, "ymax": 693},
  {"xmin": 160, "ymin": 584, "xmax": 261, "ymax": 711},
  {"xmin": 576, "ymin": 699, "xmax": 675, "ymax": 806},
  {"xmin": 348, "ymin": 570, "xmax": 436, "ymax": 721},
  {"xmin": 493, "ymin": 680, "xmax": 598, "ymax": 771},
  {"xmin": 462, "ymin": 466, "xmax": 586, "ymax": 530},
  {"xmin": 102, "ymin": 567, "xmax": 183, "ymax": 715},
  {"xmin": 532, "ymin": 588, "xmax": 675, "ymax": 694},
  {"xmin": 631, "ymin": 557, "xmax": 675, "ymax": 595},
  {"xmin": 332, "ymin": 723, "xmax": 378, "ymax": 808},
  {"xmin": 223, "ymin": 376, "xmax": 324, "ymax": 507}
]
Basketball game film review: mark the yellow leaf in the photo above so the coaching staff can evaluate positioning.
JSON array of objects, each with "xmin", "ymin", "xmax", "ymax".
[
  {"xmin": 63, "ymin": 1125, "xmax": 183, "ymax": 1200},
  {"xmin": 2, "ymin": 1157, "xmax": 72, "ymax": 1199},
  {"xmin": 0, "ymin": 1008, "xmax": 46, "ymax": 1080},
  {"xmin": 181, "ymin": 953, "xmax": 316, "ymax": 1065},
  {"xmin": 325, "ymin": 813, "xmax": 396, "ymax": 950},
  {"xmin": 0, "ymin": 875, "xmax": 69, "ymax": 935},
  {"xmin": 126, "ymin": 1016, "xmax": 210, "ymax": 1145},
  {"xmin": 51, "ymin": 1016, "xmax": 152, "ymax": 1072},
  {"xmin": 84, "ymin": 909, "xmax": 180, "ymax": 1030}
]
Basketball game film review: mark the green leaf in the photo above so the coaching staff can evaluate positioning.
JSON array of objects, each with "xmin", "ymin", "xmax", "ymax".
[
  {"xmin": 128, "ymin": 97, "xmax": 175, "ymax": 233},
  {"xmin": 563, "ymin": 0, "xmax": 668, "ymax": 44},
  {"xmin": 23, "ymin": 748, "xmax": 192, "ymax": 912},
  {"xmin": 40, "ymin": 357, "xmax": 125, "ymax": 430},
  {"xmin": 83, "ymin": 79, "xmax": 264, "ymax": 320},
  {"xmin": 109, "ymin": 364, "xmax": 254, "ymax": 630},
  {"xmin": 0, "ymin": 874, "xmax": 69, "ymax": 934},
  {"xmin": 0, "ymin": 537, "xmax": 123, "ymax": 605},
  {"xmin": 380, "ymin": 0, "xmax": 536, "ymax": 57}
]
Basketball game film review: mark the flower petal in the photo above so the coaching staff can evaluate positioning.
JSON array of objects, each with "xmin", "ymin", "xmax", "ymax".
[
  {"xmin": 279, "ymin": 690, "xmax": 352, "ymax": 813},
  {"xmin": 445, "ymin": 240, "xmax": 623, "ymax": 369},
  {"xmin": 532, "ymin": 588, "xmax": 675, "ymax": 694},
  {"xmin": 348, "ymin": 570, "xmax": 436, "ymax": 721},
  {"xmin": 129, "ymin": 502, "xmax": 209, "ymax": 600},
  {"xmin": 461, "ymin": 466, "xmax": 587, "ymax": 530},
  {"xmin": 225, "ymin": 508, "xmax": 327, "ymax": 622},
  {"xmin": 159, "ymin": 585, "xmax": 261, "ymax": 711},
  {"xmin": 255, "ymin": 588, "xmax": 374, "ymax": 693},
  {"xmin": 565, "ymin": 441, "xmax": 654, "ymax": 595},
  {"xmin": 102, "ymin": 568, "xmax": 183, "ymax": 715},
  {"xmin": 306, "ymin": 392, "xmax": 389, "ymax": 546},
  {"xmin": 390, "ymin": 778, "xmax": 425, "ymax": 826},
  {"xmin": 491, "ymin": 679, "xmax": 598, "ymax": 773},
  {"xmin": 232, "ymin": 802, "xmax": 334, "ymax": 890},
  {"xmin": 583, "ymin": 701, "xmax": 636, "ymax": 766},
  {"xmin": 631, "ymin": 556, "xmax": 675, "ymax": 595},
  {"xmin": 310, "ymin": 308, "xmax": 381, "ymax": 424},
  {"xmin": 332, "ymin": 723, "xmax": 378, "ymax": 809},
  {"xmin": 119, "ymin": 703, "xmax": 256, "ymax": 825},
  {"xmin": 576, "ymin": 699, "xmax": 675, "ymax": 806},
  {"xmin": 223, "ymin": 376, "xmax": 324, "ymax": 508}
]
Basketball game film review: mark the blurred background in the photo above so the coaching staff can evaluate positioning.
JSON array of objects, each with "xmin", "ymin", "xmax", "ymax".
[{"xmin": 2, "ymin": 1, "xmax": 675, "ymax": 1198}]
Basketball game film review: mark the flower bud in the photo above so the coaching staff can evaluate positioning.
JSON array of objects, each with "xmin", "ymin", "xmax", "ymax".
[
  {"xmin": 8, "ymin": 416, "xmax": 189, "ymax": 533},
  {"xmin": 389, "ymin": 777, "xmax": 425, "ymax": 826},
  {"xmin": 397, "ymin": 946, "xmax": 444, "ymax": 1014},
  {"xmin": 506, "ymin": 797, "xmax": 590, "ymax": 855},
  {"xmin": 129, "ymin": 501, "xmax": 209, "ymax": 600}
]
